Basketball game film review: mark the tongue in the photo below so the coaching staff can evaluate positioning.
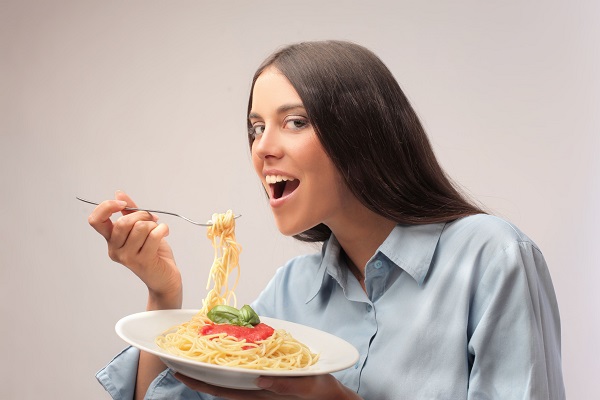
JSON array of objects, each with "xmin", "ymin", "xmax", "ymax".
[{"xmin": 281, "ymin": 179, "xmax": 299, "ymax": 197}]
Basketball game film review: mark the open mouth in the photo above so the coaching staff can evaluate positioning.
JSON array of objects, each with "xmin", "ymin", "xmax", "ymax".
[{"xmin": 266, "ymin": 175, "xmax": 299, "ymax": 200}]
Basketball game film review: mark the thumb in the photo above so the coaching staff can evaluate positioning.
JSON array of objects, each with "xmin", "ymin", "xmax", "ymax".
[{"xmin": 115, "ymin": 190, "xmax": 138, "ymax": 213}]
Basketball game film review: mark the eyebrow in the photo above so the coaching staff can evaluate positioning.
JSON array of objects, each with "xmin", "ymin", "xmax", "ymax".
[{"xmin": 248, "ymin": 103, "xmax": 306, "ymax": 119}]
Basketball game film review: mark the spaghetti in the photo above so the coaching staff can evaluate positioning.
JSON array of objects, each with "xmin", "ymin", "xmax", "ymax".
[
  {"xmin": 155, "ymin": 210, "xmax": 319, "ymax": 370},
  {"xmin": 200, "ymin": 210, "xmax": 241, "ymax": 314}
]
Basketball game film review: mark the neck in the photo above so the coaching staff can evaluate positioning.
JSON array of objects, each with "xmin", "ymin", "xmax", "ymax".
[
  {"xmin": 328, "ymin": 207, "xmax": 396, "ymax": 281},
  {"xmin": 341, "ymin": 250, "xmax": 366, "ymax": 290}
]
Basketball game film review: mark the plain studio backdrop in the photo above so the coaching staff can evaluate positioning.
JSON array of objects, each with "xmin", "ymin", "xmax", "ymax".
[{"xmin": 1, "ymin": 1, "xmax": 598, "ymax": 398}]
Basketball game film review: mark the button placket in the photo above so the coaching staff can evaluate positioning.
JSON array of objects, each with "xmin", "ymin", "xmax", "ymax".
[
  {"xmin": 366, "ymin": 258, "xmax": 388, "ymax": 302},
  {"xmin": 354, "ymin": 300, "xmax": 377, "ymax": 377}
]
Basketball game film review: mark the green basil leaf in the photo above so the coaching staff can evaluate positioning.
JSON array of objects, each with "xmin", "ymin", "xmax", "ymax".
[
  {"xmin": 207, "ymin": 304, "xmax": 261, "ymax": 327},
  {"xmin": 207, "ymin": 305, "xmax": 242, "ymax": 325},
  {"xmin": 240, "ymin": 305, "xmax": 260, "ymax": 326}
]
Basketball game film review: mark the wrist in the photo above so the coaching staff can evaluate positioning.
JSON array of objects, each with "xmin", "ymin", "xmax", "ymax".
[{"xmin": 146, "ymin": 285, "xmax": 183, "ymax": 311}]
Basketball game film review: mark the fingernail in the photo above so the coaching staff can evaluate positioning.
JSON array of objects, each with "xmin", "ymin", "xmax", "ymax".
[
  {"xmin": 116, "ymin": 200, "xmax": 127, "ymax": 207},
  {"xmin": 256, "ymin": 377, "xmax": 273, "ymax": 389}
]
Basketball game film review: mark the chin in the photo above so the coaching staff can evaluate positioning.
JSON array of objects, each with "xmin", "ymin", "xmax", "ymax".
[
  {"xmin": 275, "ymin": 224, "xmax": 303, "ymax": 237},
  {"xmin": 273, "ymin": 217, "xmax": 309, "ymax": 237}
]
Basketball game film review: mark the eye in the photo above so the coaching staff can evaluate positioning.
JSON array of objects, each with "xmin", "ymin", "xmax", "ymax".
[
  {"xmin": 249, "ymin": 123, "xmax": 265, "ymax": 138},
  {"xmin": 284, "ymin": 117, "xmax": 309, "ymax": 131}
]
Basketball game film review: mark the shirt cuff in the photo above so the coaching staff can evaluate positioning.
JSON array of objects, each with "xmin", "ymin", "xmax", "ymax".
[{"xmin": 96, "ymin": 346, "xmax": 140, "ymax": 400}]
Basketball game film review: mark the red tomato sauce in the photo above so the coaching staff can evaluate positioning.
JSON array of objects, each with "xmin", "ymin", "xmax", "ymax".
[{"xmin": 200, "ymin": 323, "xmax": 275, "ymax": 343}]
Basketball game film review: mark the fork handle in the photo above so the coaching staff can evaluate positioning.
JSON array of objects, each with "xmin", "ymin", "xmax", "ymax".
[{"xmin": 77, "ymin": 197, "xmax": 176, "ymax": 217}]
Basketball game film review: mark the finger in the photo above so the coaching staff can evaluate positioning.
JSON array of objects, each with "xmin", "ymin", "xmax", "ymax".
[
  {"xmin": 88, "ymin": 199, "xmax": 128, "ymax": 240},
  {"xmin": 111, "ymin": 220, "xmax": 159, "ymax": 265},
  {"xmin": 174, "ymin": 373, "xmax": 268, "ymax": 400},
  {"xmin": 257, "ymin": 376, "xmax": 308, "ymax": 396},
  {"xmin": 115, "ymin": 190, "xmax": 140, "ymax": 216},
  {"xmin": 138, "ymin": 223, "xmax": 169, "ymax": 259},
  {"xmin": 116, "ymin": 191, "xmax": 159, "ymax": 221},
  {"xmin": 258, "ymin": 375, "xmax": 338, "ymax": 397},
  {"xmin": 108, "ymin": 211, "xmax": 156, "ymax": 249}
]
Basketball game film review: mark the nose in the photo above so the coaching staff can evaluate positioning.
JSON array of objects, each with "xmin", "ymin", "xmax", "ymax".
[{"xmin": 252, "ymin": 126, "xmax": 284, "ymax": 160}]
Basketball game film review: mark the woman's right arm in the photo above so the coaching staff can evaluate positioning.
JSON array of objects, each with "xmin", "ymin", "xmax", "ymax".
[{"xmin": 88, "ymin": 191, "xmax": 183, "ymax": 400}]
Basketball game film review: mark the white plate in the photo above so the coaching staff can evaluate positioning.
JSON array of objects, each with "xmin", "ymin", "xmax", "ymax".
[{"xmin": 115, "ymin": 309, "xmax": 359, "ymax": 390}]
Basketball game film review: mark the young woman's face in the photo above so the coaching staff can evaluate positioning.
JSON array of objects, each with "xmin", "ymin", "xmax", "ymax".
[{"xmin": 249, "ymin": 67, "xmax": 354, "ymax": 236}]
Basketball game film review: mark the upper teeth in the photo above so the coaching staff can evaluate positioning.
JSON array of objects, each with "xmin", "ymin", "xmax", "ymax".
[{"xmin": 266, "ymin": 175, "xmax": 295, "ymax": 184}]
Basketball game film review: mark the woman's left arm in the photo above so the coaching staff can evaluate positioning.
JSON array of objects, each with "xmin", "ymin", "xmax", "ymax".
[{"xmin": 467, "ymin": 241, "xmax": 565, "ymax": 399}]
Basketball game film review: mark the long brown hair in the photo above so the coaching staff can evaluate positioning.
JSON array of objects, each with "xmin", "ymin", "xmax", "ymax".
[{"xmin": 248, "ymin": 40, "xmax": 485, "ymax": 242}]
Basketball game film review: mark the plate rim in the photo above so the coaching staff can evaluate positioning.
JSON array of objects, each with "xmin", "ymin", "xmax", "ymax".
[{"xmin": 115, "ymin": 309, "xmax": 360, "ymax": 378}]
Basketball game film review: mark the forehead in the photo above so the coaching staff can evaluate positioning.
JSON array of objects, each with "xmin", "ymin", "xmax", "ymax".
[{"xmin": 251, "ymin": 67, "xmax": 303, "ymax": 111}]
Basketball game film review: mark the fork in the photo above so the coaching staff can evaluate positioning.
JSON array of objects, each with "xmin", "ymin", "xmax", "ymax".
[{"xmin": 76, "ymin": 196, "xmax": 241, "ymax": 226}]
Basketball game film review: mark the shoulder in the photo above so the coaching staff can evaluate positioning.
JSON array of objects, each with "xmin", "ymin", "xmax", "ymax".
[
  {"xmin": 431, "ymin": 214, "xmax": 547, "ymax": 287},
  {"xmin": 443, "ymin": 214, "xmax": 539, "ymax": 252}
]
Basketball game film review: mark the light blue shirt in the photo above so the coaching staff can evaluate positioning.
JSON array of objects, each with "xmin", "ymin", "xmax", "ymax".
[{"xmin": 97, "ymin": 214, "xmax": 565, "ymax": 399}]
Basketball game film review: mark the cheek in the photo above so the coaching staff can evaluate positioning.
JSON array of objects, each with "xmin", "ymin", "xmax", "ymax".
[
  {"xmin": 311, "ymin": 154, "xmax": 349, "ymax": 203},
  {"xmin": 251, "ymin": 149, "xmax": 262, "ymax": 175},
  {"xmin": 307, "ymin": 150, "xmax": 339, "ymax": 184},
  {"xmin": 300, "ymin": 137, "xmax": 331, "ymax": 171}
]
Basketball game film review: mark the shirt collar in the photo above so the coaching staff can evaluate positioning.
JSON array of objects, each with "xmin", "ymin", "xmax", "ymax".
[
  {"xmin": 379, "ymin": 223, "xmax": 445, "ymax": 285},
  {"xmin": 305, "ymin": 222, "xmax": 446, "ymax": 303}
]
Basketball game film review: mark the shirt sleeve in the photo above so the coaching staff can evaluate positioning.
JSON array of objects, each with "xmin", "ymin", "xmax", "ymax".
[
  {"xmin": 96, "ymin": 346, "xmax": 213, "ymax": 400},
  {"xmin": 96, "ymin": 347, "xmax": 139, "ymax": 400},
  {"xmin": 467, "ymin": 241, "xmax": 566, "ymax": 399}
]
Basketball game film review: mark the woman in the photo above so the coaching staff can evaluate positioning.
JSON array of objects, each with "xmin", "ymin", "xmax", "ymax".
[{"xmin": 91, "ymin": 41, "xmax": 565, "ymax": 399}]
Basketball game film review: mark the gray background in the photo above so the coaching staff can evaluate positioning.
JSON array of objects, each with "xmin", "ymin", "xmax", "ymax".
[{"xmin": 2, "ymin": 0, "xmax": 598, "ymax": 398}]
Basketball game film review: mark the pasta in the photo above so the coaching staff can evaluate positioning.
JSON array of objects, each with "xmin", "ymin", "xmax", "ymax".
[
  {"xmin": 200, "ymin": 210, "xmax": 241, "ymax": 314},
  {"xmin": 156, "ymin": 210, "xmax": 319, "ymax": 370}
]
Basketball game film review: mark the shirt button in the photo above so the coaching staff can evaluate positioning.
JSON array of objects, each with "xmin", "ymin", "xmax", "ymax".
[
  {"xmin": 366, "ymin": 304, "xmax": 372, "ymax": 312},
  {"xmin": 374, "ymin": 260, "xmax": 383, "ymax": 269}
]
